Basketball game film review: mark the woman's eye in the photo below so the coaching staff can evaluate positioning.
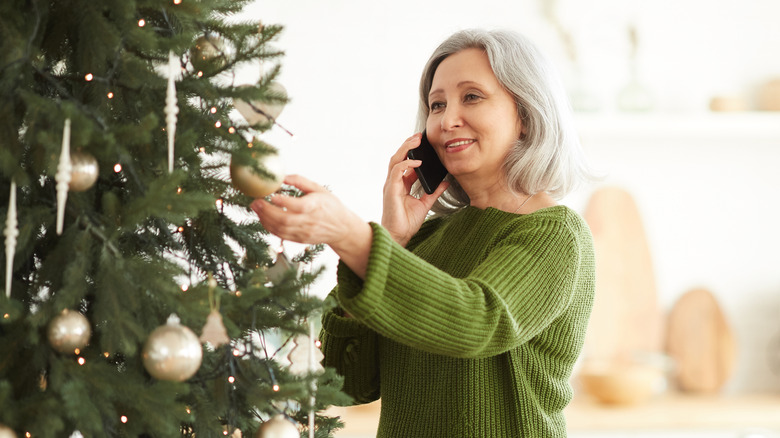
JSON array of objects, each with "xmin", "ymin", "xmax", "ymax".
[
  {"xmin": 430, "ymin": 101, "xmax": 445, "ymax": 112},
  {"xmin": 464, "ymin": 93, "xmax": 482, "ymax": 102}
]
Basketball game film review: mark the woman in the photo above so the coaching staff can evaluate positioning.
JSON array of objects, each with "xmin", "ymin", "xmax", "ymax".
[{"xmin": 252, "ymin": 29, "xmax": 594, "ymax": 437}]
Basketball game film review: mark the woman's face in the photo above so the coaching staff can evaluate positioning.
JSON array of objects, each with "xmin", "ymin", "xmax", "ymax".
[{"xmin": 425, "ymin": 48, "xmax": 523, "ymax": 183}]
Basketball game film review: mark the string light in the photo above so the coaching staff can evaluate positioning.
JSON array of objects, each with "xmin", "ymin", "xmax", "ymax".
[
  {"xmin": 228, "ymin": 376, "xmax": 235, "ymax": 383},
  {"xmin": 173, "ymin": 0, "xmax": 182, "ymax": 4},
  {"xmin": 3, "ymin": 314, "xmax": 9, "ymax": 319},
  {"xmin": 215, "ymin": 198, "xmax": 223, "ymax": 208},
  {"xmin": 176, "ymin": 187, "xmax": 182, "ymax": 194},
  {"xmin": 197, "ymin": 71, "xmax": 203, "ymax": 77},
  {"xmin": 113, "ymin": 163, "xmax": 122, "ymax": 173},
  {"xmin": 186, "ymin": 407, "xmax": 192, "ymax": 414},
  {"xmin": 233, "ymin": 349, "xmax": 241, "ymax": 356},
  {"xmin": 107, "ymin": 92, "xmax": 114, "ymax": 99},
  {"xmin": 74, "ymin": 348, "xmax": 80, "ymax": 355},
  {"xmin": 77, "ymin": 357, "xmax": 86, "ymax": 365},
  {"xmin": 104, "ymin": 352, "xmax": 110, "ymax": 358},
  {"xmin": 214, "ymin": 121, "xmax": 222, "ymax": 128},
  {"xmin": 84, "ymin": 73, "xmax": 94, "ymax": 81},
  {"xmin": 315, "ymin": 340, "xmax": 322, "ymax": 348},
  {"xmin": 178, "ymin": 226, "xmax": 184, "ymax": 233},
  {"xmin": 137, "ymin": 19, "xmax": 146, "ymax": 27},
  {"xmin": 234, "ymin": 291, "xmax": 242, "ymax": 297},
  {"xmin": 120, "ymin": 415, "xmax": 128, "ymax": 424},
  {"xmin": 181, "ymin": 284, "xmax": 189, "ymax": 292},
  {"xmin": 247, "ymin": 142, "xmax": 253, "ymax": 148},
  {"xmin": 25, "ymin": 433, "xmax": 31, "ymax": 438},
  {"xmin": 272, "ymin": 384, "xmax": 280, "ymax": 392},
  {"xmin": 210, "ymin": 107, "xmax": 217, "ymax": 114},
  {"xmin": 228, "ymin": 126, "xmax": 236, "ymax": 134},
  {"xmin": 199, "ymin": 147, "xmax": 206, "ymax": 153}
]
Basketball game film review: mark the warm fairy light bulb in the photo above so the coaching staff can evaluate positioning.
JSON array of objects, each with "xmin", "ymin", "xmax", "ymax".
[
  {"xmin": 113, "ymin": 163, "xmax": 122, "ymax": 173},
  {"xmin": 228, "ymin": 376, "xmax": 235, "ymax": 383},
  {"xmin": 181, "ymin": 284, "xmax": 189, "ymax": 292},
  {"xmin": 247, "ymin": 142, "xmax": 253, "ymax": 148},
  {"xmin": 77, "ymin": 357, "xmax": 85, "ymax": 365},
  {"xmin": 120, "ymin": 415, "xmax": 128, "ymax": 423},
  {"xmin": 215, "ymin": 198, "xmax": 223, "ymax": 208},
  {"xmin": 197, "ymin": 71, "xmax": 203, "ymax": 77},
  {"xmin": 26, "ymin": 433, "xmax": 31, "ymax": 438},
  {"xmin": 272, "ymin": 384, "xmax": 280, "ymax": 392},
  {"xmin": 214, "ymin": 121, "xmax": 222, "ymax": 128},
  {"xmin": 223, "ymin": 431, "xmax": 228, "ymax": 436},
  {"xmin": 199, "ymin": 147, "xmax": 205, "ymax": 153},
  {"xmin": 107, "ymin": 92, "xmax": 114, "ymax": 99},
  {"xmin": 315, "ymin": 340, "xmax": 322, "ymax": 348},
  {"xmin": 173, "ymin": 0, "xmax": 182, "ymax": 4},
  {"xmin": 85, "ymin": 73, "xmax": 93, "ymax": 81},
  {"xmin": 235, "ymin": 291, "xmax": 242, "ymax": 297},
  {"xmin": 138, "ymin": 19, "xmax": 145, "ymax": 27},
  {"xmin": 74, "ymin": 348, "xmax": 80, "ymax": 355},
  {"xmin": 228, "ymin": 127, "xmax": 236, "ymax": 134},
  {"xmin": 177, "ymin": 226, "xmax": 184, "ymax": 232},
  {"xmin": 233, "ymin": 349, "xmax": 241, "ymax": 356},
  {"xmin": 210, "ymin": 107, "xmax": 217, "ymax": 114},
  {"xmin": 3, "ymin": 314, "xmax": 8, "ymax": 319},
  {"xmin": 186, "ymin": 406, "xmax": 191, "ymax": 414},
  {"xmin": 104, "ymin": 352, "xmax": 110, "ymax": 358},
  {"xmin": 176, "ymin": 187, "xmax": 182, "ymax": 194}
]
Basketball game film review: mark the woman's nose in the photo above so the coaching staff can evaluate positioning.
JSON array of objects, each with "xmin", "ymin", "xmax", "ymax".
[{"xmin": 440, "ymin": 105, "xmax": 463, "ymax": 131}]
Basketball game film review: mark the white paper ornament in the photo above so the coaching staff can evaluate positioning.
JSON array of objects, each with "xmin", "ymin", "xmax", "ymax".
[
  {"xmin": 55, "ymin": 119, "xmax": 72, "ymax": 235},
  {"xmin": 234, "ymin": 82, "xmax": 287, "ymax": 126},
  {"xmin": 287, "ymin": 334, "xmax": 324, "ymax": 377},
  {"xmin": 264, "ymin": 250, "xmax": 298, "ymax": 285},
  {"xmin": 199, "ymin": 310, "xmax": 230, "ymax": 348},
  {"xmin": 142, "ymin": 314, "xmax": 203, "ymax": 381},
  {"xmin": 0, "ymin": 424, "xmax": 17, "ymax": 438},
  {"xmin": 4, "ymin": 180, "xmax": 18, "ymax": 298},
  {"xmin": 254, "ymin": 415, "xmax": 298, "ymax": 438},
  {"xmin": 47, "ymin": 309, "xmax": 91, "ymax": 353},
  {"xmin": 230, "ymin": 150, "xmax": 284, "ymax": 198}
]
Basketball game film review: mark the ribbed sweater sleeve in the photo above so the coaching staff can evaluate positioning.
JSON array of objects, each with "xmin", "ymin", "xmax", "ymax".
[{"xmin": 335, "ymin": 208, "xmax": 583, "ymax": 359}]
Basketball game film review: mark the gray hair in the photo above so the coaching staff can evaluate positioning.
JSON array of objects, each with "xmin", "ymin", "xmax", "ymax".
[{"xmin": 415, "ymin": 29, "xmax": 591, "ymax": 215}]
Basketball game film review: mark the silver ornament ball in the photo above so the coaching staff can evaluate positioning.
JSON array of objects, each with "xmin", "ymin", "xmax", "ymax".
[
  {"xmin": 69, "ymin": 151, "xmax": 99, "ymax": 191},
  {"xmin": 0, "ymin": 424, "xmax": 16, "ymax": 438},
  {"xmin": 230, "ymin": 149, "xmax": 284, "ymax": 198},
  {"xmin": 142, "ymin": 315, "xmax": 203, "ymax": 382},
  {"xmin": 254, "ymin": 415, "xmax": 298, "ymax": 438},
  {"xmin": 47, "ymin": 309, "xmax": 91, "ymax": 354}
]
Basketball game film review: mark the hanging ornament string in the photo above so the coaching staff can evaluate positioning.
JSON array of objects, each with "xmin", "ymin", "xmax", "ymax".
[
  {"xmin": 200, "ymin": 273, "xmax": 230, "ymax": 348},
  {"xmin": 165, "ymin": 51, "xmax": 179, "ymax": 174},
  {"xmin": 4, "ymin": 180, "xmax": 18, "ymax": 298},
  {"xmin": 55, "ymin": 119, "xmax": 72, "ymax": 235}
]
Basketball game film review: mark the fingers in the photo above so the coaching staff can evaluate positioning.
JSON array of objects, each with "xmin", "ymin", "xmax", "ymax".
[
  {"xmin": 420, "ymin": 180, "xmax": 450, "ymax": 208},
  {"xmin": 387, "ymin": 133, "xmax": 422, "ymax": 173},
  {"xmin": 283, "ymin": 174, "xmax": 326, "ymax": 194}
]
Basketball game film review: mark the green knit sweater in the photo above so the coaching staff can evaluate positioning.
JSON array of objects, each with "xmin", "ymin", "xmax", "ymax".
[{"xmin": 320, "ymin": 205, "xmax": 595, "ymax": 437}]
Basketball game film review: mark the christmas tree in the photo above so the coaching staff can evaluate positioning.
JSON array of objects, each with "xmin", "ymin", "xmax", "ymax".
[{"xmin": 0, "ymin": 0, "xmax": 350, "ymax": 437}]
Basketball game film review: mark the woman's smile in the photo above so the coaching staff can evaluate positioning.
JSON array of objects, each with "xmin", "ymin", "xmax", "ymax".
[{"xmin": 444, "ymin": 138, "xmax": 475, "ymax": 152}]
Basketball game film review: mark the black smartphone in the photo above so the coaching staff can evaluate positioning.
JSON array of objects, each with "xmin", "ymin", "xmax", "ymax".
[{"xmin": 407, "ymin": 131, "xmax": 448, "ymax": 195}]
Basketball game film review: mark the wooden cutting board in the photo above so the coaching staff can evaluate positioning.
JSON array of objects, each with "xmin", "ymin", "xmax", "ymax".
[
  {"xmin": 581, "ymin": 186, "xmax": 664, "ymax": 364},
  {"xmin": 666, "ymin": 287, "xmax": 737, "ymax": 393}
]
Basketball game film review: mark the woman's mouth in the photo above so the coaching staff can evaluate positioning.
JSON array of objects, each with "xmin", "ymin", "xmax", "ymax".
[{"xmin": 445, "ymin": 139, "xmax": 475, "ymax": 152}]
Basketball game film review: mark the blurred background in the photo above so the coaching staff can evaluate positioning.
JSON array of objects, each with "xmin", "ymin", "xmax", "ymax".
[{"xmin": 237, "ymin": 0, "xmax": 780, "ymax": 436}]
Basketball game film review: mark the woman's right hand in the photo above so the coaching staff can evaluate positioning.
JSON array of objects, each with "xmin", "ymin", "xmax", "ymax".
[{"xmin": 381, "ymin": 133, "xmax": 449, "ymax": 246}]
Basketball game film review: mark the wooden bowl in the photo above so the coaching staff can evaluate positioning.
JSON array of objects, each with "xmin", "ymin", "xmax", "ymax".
[{"xmin": 578, "ymin": 364, "xmax": 663, "ymax": 405}]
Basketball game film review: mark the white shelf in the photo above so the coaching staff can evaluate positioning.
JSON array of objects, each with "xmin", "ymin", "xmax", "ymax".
[{"xmin": 574, "ymin": 111, "xmax": 780, "ymax": 142}]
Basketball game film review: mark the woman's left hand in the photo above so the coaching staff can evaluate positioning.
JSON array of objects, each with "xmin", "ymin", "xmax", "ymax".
[{"xmin": 251, "ymin": 175, "xmax": 372, "ymax": 278}]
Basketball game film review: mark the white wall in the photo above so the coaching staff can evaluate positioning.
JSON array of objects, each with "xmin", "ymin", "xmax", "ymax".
[{"xmin": 237, "ymin": 0, "xmax": 780, "ymax": 392}]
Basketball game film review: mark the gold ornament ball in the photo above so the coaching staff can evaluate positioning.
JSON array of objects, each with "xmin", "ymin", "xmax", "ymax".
[
  {"xmin": 69, "ymin": 151, "xmax": 99, "ymax": 191},
  {"xmin": 47, "ymin": 309, "xmax": 91, "ymax": 354},
  {"xmin": 142, "ymin": 316, "xmax": 203, "ymax": 382},
  {"xmin": 254, "ymin": 415, "xmax": 298, "ymax": 438},
  {"xmin": 190, "ymin": 36, "xmax": 226, "ymax": 71},
  {"xmin": 230, "ymin": 150, "xmax": 284, "ymax": 198},
  {"xmin": 234, "ymin": 82, "xmax": 288, "ymax": 126},
  {"xmin": 0, "ymin": 424, "xmax": 16, "ymax": 438}
]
